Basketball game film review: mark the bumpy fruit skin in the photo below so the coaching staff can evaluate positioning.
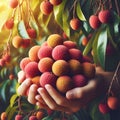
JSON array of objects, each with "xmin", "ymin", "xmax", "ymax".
[
  {"xmin": 98, "ymin": 103, "xmax": 110, "ymax": 114},
  {"xmin": 38, "ymin": 57, "xmax": 54, "ymax": 73},
  {"xmin": 29, "ymin": 115, "xmax": 38, "ymax": 120},
  {"xmin": 82, "ymin": 62, "xmax": 95, "ymax": 79},
  {"xmin": 40, "ymin": 0, "xmax": 53, "ymax": 15},
  {"xmin": 52, "ymin": 60, "xmax": 70, "ymax": 76},
  {"xmin": 70, "ymin": 18, "xmax": 81, "ymax": 30},
  {"xmin": 52, "ymin": 45, "xmax": 69, "ymax": 60},
  {"xmin": 36, "ymin": 111, "xmax": 44, "ymax": 120},
  {"xmin": 49, "ymin": 0, "xmax": 62, "ymax": 5},
  {"xmin": 20, "ymin": 57, "xmax": 31, "ymax": 70},
  {"xmin": 68, "ymin": 59, "xmax": 82, "ymax": 75},
  {"xmin": 40, "ymin": 72, "xmax": 57, "ymax": 87},
  {"xmin": 72, "ymin": 74, "xmax": 87, "ymax": 87},
  {"xmin": 27, "ymin": 28, "xmax": 37, "ymax": 39},
  {"xmin": 24, "ymin": 62, "xmax": 40, "ymax": 78},
  {"xmin": 12, "ymin": 36, "xmax": 23, "ymax": 48},
  {"xmin": 63, "ymin": 41, "xmax": 77, "ymax": 49},
  {"xmin": 56, "ymin": 76, "xmax": 73, "ymax": 93},
  {"xmin": 47, "ymin": 34, "xmax": 63, "ymax": 48},
  {"xmin": 15, "ymin": 114, "xmax": 23, "ymax": 120},
  {"xmin": 5, "ymin": 18, "xmax": 14, "ymax": 29},
  {"xmin": 69, "ymin": 48, "xmax": 83, "ymax": 61},
  {"xmin": 98, "ymin": 10, "xmax": 112, "ymax": 23},
  {"xmin": 107, "ymin": 96, "xmax": 119, "ymax": 110},
  {"xmin": 9, "ymin": 0, "xmax": 18, "ymax": 8},
  {"xmin": 28, "ymin": 45, "xmax": 40, "ymax": 62},
  {"xmin": 89, "ymin": 15, "xmax": 101, "ymax": 29},
  {"xmin": 38, "ymin": 46, "xmax": 52, "ymax": 59}
]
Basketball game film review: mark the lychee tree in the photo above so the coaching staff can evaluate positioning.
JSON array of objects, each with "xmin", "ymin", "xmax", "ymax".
[{"xmin": 0, "ymin": 0, "xmax": 120, "ymax": 120}]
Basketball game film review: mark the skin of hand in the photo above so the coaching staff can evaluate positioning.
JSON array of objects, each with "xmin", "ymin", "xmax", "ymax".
[{"xmin": 35, "ymin": 66, "xmax": 114, "ymax": 113}]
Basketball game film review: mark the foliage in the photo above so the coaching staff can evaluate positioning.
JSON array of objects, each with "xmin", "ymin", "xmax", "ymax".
[{"xmin": 0, "ymin": 0, "xmax": 120, "ymax": 120}]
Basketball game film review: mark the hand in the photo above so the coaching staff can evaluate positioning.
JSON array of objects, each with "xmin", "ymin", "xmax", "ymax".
[{"xmin": 35, "ymin": 74, "xmax": 104, "ymax": 113}]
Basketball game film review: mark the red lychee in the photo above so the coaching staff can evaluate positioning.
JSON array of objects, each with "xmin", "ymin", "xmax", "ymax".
[
  {"xmin": 40, "ymin": 0, "xmax": 53, "ymax": 15},
  {"xmin": 63, "ymin": 41, "xmax": 77, "ymax": 49},
  {"xmin": 15, "ymin": 114, "xmax": 23, "ymax": 120},
  {"xmin": 40, "ymin": 72, "xmax": 57, "ymax": 87},
  {"xmin": 72, "ymin": 74, "xmax": 87, "ymax": 87},
  {"xmin": 52, "ymin": 60, "xmax": 70, "ymax": 76},
  {"xmin": 52, "ymin": 45, "xmax": 69, "ymax": 60},
  {"xmin": 27, "ymin": 28, "xmax": 37, "ymax": 39},
  {"xmin": 20, "ymin": 57, "xmax": 31, "ymax": 70},
  {"xmin": 98, "ymin": 102, "xmax": 110, "ymax": 114},
  {"xmin": 24, "ymin": 62, "xmax": 40, "ymax": 78},
  {"xmin": 9, "ymin": 0, "xmax": 18, "ymax": 8},
  {"xmin": 98, "ymin": 10, "xmax": 112, "ymax": 23},
  {"xmin": 29, "ymin": 115, "xmax": 38, "ymax": 120},
  {"xmin": 69, "ymin": 48, "xmax": 83, "ymax": 61},
  {"xmin": 5, "ymin": 18, "xmax": 14, "ymax": 29},
  {"xmin": 21, "ymin": 39, "xmax": 31, "ymax": 48},
  {"xmin": 70, "ymin": 18, "xmax": 81, "ymax": 30},
  {"xmin": 89, "ymin": 15, "xmax": 101, "ymax": 29},
  {"xmin": 38, "ymin": 57, "xmax": 54, "ymax": 73},
  {"xmin": 38, "ymin": 46, "xmax": 53, "ymax": 59}
]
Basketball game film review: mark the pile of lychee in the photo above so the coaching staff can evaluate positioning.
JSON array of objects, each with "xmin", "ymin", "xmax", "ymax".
[{"xmin": 17, "ymin": 34, "xmax": 96, "ymax": 105}]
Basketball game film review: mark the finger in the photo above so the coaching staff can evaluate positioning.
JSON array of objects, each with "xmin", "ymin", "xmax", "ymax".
[
  {"xmin": 36, "ymin": 101, "xmax": 49, "ymax": 110},
  {"xmin": 38, "ymin": 87, "xmax": 72, "ymax": 112},
  {"xmin": 66, "ymin": 79, "xmax": 97, "ymax": 99},
  {"xmin": 45, "ymin": 84, "xmax": 70, "ymax": 107},
  {"xmin": 35, "ymin": 94, "xmax": 45, "ymax": 104}
]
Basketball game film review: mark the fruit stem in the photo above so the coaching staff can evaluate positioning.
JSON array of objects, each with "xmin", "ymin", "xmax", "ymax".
[{"xmin": 107, "ymin": 62, "xmax": 120, "ymax": 96}]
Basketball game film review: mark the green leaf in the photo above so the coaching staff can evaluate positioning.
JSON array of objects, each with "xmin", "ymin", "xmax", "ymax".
[
  {"xmin": 76, "ymin": 2, "xmax": 86, "ymax": 21},
  {"xmin": 97, "ymin": 27, "xmax": 108, "ymax": 69},
  {"xmin": 53, "ymin": 0, "xmax": 67, "ymax": 28},
  {"xmin": 17, "ymin": 20, "xmax": 30, "ymax": 39},
  {"xmin": 10, "ymin": 94, "xmax": 18, "ymax": 107},
  {"xmin": 62, "ymin": 8, "xmax": 70, "ymax": 37}
]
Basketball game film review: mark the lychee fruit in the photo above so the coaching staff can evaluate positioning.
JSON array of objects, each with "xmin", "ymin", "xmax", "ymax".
[
  {"xmin": 72, "ymin": 74, "xmax": 87, "ymax": 87},
  {"xmin": 81, "ymin": 36, "xmax": 89, "ymax": 46},
  {"xmin": 98, "ymin": 10, "xmax": 112, "ymax": 23},
  {"xmin": 68, "ymin": 59, "xmax": 82, "ymax": 75},
  {"xmin": 12, "ymin": 35, "xmax": 23, "ymax": 48},
  {"xmin": 98, "ymin": 102, "xmax": 110, "ymax": 114},
  {"xmin": 15, "ymin": 114, "xmax": 23, "ymax": 120},
  {"xmin": 0, "ymin": 59, "xmax": 6, "ymax": 66},
  {"xmin": 107, "ymin": 96, "xmax": 119, "ymax": 110},
  {"xmin": 5, "ymin": 18, "xmax": 14, "ymax": 29},
  {"xmin": 27, "ymin": 28, "xmax": 37, "ymax": 39},
  {"xmin": 69, "ymin": 48, "xmax": 83, "ymax": 61},
  {"xmin": 20, "ymin": 57, "xmax": 31, "ymax": 70},
  {"xmin": 82, "ymin": 56, "xmax": 92, "ymax": 63},
  {"xmin": 21, "ymin": 39, "xmax": 31, "ymax": 48},
  {"xmin": 24, "ymin": 61, "xmax": 40, "ymax": 78},
  {"xmin": 40, "ymin": 72, "xmax": 57, "ymax": 87},
  {"xmin": 1, "ymin": 112, "xmax": 7, "ymax": 120},
  {"xmin": 82, "ymin": 62, "xmax": 96, "ymax": 79},
  {"xmin": 28, "ymin": 45, "xmax": 41, "ymax": 62},
  {"xmin": 52, "ymin": 60, "xmax": 70, "ymax": 76},
  {"xmin": 29, "ymin": 115, "xmax": 38, "ymax": 120},
  {"xmin": 36, "ymin": 111, "xmax": 44, "ymax": 120},
  {"xmin": 38, "ymin": 57, "xmax": 54, "ymax": 73},
  {"xmin": 47, "ymin": 34, "xmax": 63, "ymax": 48},
  {"xmin": 70, "ymin": 18, "xmax": 81, "ymax": 30},
  {"xmin": 31, "ymin": 76, "xmax": 41, "ymax": 86},
  {"xmin": 63, "ymin": 41, "xmax": 77, "ymax": 49},
  {"xmin": 9, "ymin": 0, "xmax": 18, "ymax": 8},
  {"xmin": 40, "ymin": 0, "xmax": 53, "ymax": 15},
  {"xmin": 49, "ymin": 0, "xmax": 62, "ymax": 5},
  {"xmin": 56, "ymin": 76, "xmax": 73, "ymax": 94},
  {"xmin": 89, "ymin": 15, "xmax": 101, "ymax": 29},
  {"xmin": 52, "ymin": 45, "xmax": 69, "ymax": 60},
  {"xmin": 38, "ymin": 46, "xmax": 52, "ymax": 59}
]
